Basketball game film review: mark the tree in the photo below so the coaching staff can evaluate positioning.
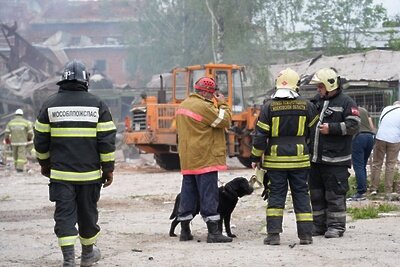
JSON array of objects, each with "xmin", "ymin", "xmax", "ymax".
[
  {"xmin": 301, "ymin": 0, "xmax": 386, "ymax": 54},
  {"xmin": 125, "ymin": 0, "xmax": 211, "ymax": 86},
  {"xmin": 125, "ymin": 0, "xmax": 267, "ymax": 86}
]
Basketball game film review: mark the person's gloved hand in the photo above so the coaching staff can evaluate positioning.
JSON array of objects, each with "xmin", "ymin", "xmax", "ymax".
[
  {"xmin": 102, "ymin": 171, "xmax": 113, "ymax": 188},
  {"xmin": 41, "ymin": 165, "xmax": 50, "ymax": 177},
  {"xmin": 261, "ymin": 187, "xmax": 269, "ymax": 201},
  {"xmin": 261, "ymin": 173, "xmax": 269, "ymax": 201}
]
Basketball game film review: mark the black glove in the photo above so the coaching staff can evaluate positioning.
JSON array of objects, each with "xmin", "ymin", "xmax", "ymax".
[
  {"xmin": 41, "ymin": 165, "xmax": 50, "ymax": 178},
  {"xmin": 261, "ymin": 173, "xmax": 269, "ymax": 201},
  {"xmin": 102, "ymin": 171, "xmax": 113, "ymax": 188}
]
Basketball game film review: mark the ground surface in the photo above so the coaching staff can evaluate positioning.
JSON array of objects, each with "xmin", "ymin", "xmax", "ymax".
[{"xmin": 0, "ymin": 156, "xmax": 400, "ymax": 267}]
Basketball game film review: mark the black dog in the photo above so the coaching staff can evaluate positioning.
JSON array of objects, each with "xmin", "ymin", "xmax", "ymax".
[{"xmin": 169, "ymin": 177, "xmax": 253, "ymax": 238}]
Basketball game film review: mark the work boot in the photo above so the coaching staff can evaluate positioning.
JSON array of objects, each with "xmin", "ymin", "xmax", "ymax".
[
  {"xmin": 311, "ymin": 226, "xmax": 326, "ymax": 236},
  {"xmin": 263, "ymin": 233, "xmax": 280, "ymax": 245},
  {"xmin": 299, "ymin": 235, "xmax": 313, "ymax": 245},
  {"xmin": 180, "ymin": 220, "xmax": 193, "ymax": 241},
  {"xmin": 61, "ymin": 245, "xmax": 75, "ymax": 267},
  {"xmin": 206, "ymin": 221, "xmax": 232, "ymax": 243},
  {"xmin": 324, "ymin": 228, "xmax": 343, "ymax": 238},
  {"xmin": 80, "ymin": 244, "xmax": 101, "ymax": 267}
]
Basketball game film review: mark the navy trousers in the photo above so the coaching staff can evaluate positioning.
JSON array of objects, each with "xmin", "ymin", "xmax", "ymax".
[{"xmin": 177, "ymin": 171, "xmax": 220, "ymax": 222}]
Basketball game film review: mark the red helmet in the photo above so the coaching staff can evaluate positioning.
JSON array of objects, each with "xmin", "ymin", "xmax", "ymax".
[{"xmin": 194, "ymin": 77, "xmax": 217, "ymax": 93}]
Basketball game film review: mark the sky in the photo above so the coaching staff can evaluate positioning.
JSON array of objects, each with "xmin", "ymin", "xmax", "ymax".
[{"xmin": 375, "ymin": 0, "xmax": 400, "ymax": 17}]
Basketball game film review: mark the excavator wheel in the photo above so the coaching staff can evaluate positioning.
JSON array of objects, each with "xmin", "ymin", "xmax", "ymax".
[{"xmin": 154, "ymin": 153, "xmax": 181, "ymax": 170}]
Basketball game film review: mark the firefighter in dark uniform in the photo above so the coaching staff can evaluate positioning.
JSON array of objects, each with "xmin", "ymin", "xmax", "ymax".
[
  {"xmin": 308, "ymin": 68, "xmax": 360, "ymax": 238},
  {"xmin": 34, "ymin": 60, "xmax": 116, "ymax": 266},
  {"xmin": 250, "ymin": 68, "xmax": 319, "ymax": 245}
]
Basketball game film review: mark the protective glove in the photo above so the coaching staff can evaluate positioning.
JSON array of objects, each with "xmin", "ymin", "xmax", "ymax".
[
  {"xmin": 261, "ymin": 173, "xmax": 269, "ymax": 201},
  {"xmin": 261, "ymin": 187, "xmax": 269, "ymax": 201},
  {"xmin": 102, "ymin": 171, "xmax": 113, "ymax": 188},
  {"xmin": 41, "ymin": 165, "xmax": 50, "ymax": 178}
]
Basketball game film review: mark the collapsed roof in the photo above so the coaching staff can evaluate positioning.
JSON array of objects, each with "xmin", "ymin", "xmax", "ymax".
[{"xmin": 269, "ymin": 49, "xmax": 400, "ymax": 82}]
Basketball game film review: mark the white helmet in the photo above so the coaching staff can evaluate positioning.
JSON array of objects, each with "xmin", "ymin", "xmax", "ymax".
[
  {"xmin": 272, "ymin": 68, "xmax": 300, "ymax": 99},
  {"xmin": 15, "ymin": 109, "xmax": 23, "ymax": 115},
  {"xmin": 310, "ymin": 68, "xmax": 339, "ymax": 92}
]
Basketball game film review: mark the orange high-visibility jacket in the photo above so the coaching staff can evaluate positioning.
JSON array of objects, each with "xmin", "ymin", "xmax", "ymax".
[{"xmin": 176, "ymin": 93, "xmax": 232, "ymax": 175}]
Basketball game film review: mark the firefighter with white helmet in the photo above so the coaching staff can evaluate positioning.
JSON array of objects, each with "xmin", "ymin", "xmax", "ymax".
[
  {"xmin": 308, "ymin": 68, "xmax": 360, "ymax": 238},
  {"xmin": 250, "ymin": 68, "xmax": 319, "ymax": 245},
  {"xmin": 4, "ymin": 108, "xmax": 33, "ymax": 172}
]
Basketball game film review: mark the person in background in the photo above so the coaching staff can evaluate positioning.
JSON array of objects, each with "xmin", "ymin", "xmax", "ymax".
[
  {"xmin": 369, "ymin": 101, "xmax": 400, "ymax": 197},
  {"xmin": 308, "ymin": 68, "xmax": 360, "ymax": 238},
  {"xmin": 4, "ymin": 109, "xmax": 33, "ymax": 172},
  {"xmin": 34, "ymin": 60, "xmax": 116, "ymax": 267},
  {"xmin": 250, "ymin": 68, "xmax": 318, "ymax": 246},
  {"xmin": 175, "ymin": 76, "xmax": 233, "ymax": 243},
  {"xmin": 349, "ymin": 106, "xmax": 375, "ymax": 201}
]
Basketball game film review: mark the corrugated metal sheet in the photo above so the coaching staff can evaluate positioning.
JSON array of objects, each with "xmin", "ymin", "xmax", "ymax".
[{"xmin": 269, "ymin": 50, "xmax": 400, "ymax": 82}]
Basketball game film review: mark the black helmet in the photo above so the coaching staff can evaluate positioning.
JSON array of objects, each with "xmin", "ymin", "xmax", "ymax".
[{"xmin": 57, "ymin": 60, "xmax": 90, "ymax": 86}]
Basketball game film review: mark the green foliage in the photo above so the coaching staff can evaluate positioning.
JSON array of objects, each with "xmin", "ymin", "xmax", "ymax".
[
  {"xmin": 388, "ymin": 39, "xmax": 400, "ymax": 51},
  {"xmin": 123, "ymin": 0, "xmax": 389, "ymax": 89},
  {"xmin": 301, "ymin": 0, "xmax": 386, "ymax": 53},
  {"xmin": 347, "ymin": 175, "xmax": 358, "ymax": 198},
  {"xmin": 348, "ymin": 203, "xmax": 400, "ymax": 220},
  {"xmin": 382, "ymin": 15, "xmax": 400, "ymax": 27}
]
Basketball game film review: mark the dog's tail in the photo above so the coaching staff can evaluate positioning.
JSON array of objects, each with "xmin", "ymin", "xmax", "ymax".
[{"xmin": 169, "ymin": 194, "xmax": 181, "ymax": 220}]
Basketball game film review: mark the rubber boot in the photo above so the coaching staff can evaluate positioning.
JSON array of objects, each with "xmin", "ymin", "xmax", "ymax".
[
  {"xmin": 80, "ymin": 245, "xmax": 101, "ymax": 267},
  {"xmin": 324, "ymin": 228, "xmax": 343, "ymax": 238},
  {"xmin": 263, "ymin": 233, "xmax": 280, "ymax": 245},
  {"xmin": 206, "ymin": 221, "xmax": 232, "ymax": 243},
  {"xmin": 299, "ymin": 235, "xmax": 313, "ymax": 245},
  {"xmin": 61, "ymin": 245, "xmax": 75, "ymax": 267},
  {"xmin": 180, "ymin": 220, "xmax": 194, "ymax": 241}
]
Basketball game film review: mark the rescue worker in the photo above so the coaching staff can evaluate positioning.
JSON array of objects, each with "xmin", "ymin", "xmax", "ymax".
[
  {"xmin": 308, "ymin": 68, "xmax": 360, "ymax": 238},
  {"xmin": 250, "ymin": 68, "xmax": 319, "ymax": 245},
  {"xmin": 34, "ymin": 60, "xmax": 116, "ymax": 266},
  {"xmin": 4, "ymin": 109, "xmax": 33, "ymax": 172},
  {"xmin": 176, "ymin": 77, "xmax": 233, "ymax": 243}
]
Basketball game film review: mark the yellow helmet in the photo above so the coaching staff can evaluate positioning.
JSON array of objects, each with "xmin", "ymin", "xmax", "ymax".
[
  {"xmin": 310, "ymin": 68, "xmax": 338, "ymax": 92},
  {"xmin": 275, "ymin": 68, "xmax": 300, "ymax": 91}
]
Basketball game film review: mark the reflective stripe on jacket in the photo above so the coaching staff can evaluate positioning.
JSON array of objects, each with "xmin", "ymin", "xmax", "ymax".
[
  {"xmin": 34, "ymin": 83, "xmax": 116, "ymax": 183},
  {"xmin": 5, "ymin": 116, "xmax": 33, "ymax": 145},
  {"xmin": 310, "ymin": 91, "xmax": 360, "ymax": 166},
  {"xmin": 251, "ymin": 96, "xmax": 319, "ymax": 170},
  {"xmin": 176, "ymin": 93, "xmax": 232, "ymax": 175}
]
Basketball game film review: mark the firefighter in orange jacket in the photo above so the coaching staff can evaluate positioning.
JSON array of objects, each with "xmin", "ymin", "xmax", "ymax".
[
  {"xmin": 176, "ymin": 77, "xmax": 233, "ymax": 243},
  {"xmin": 251, "ymin": 68, "xmax": 319, "ymax": 245}
]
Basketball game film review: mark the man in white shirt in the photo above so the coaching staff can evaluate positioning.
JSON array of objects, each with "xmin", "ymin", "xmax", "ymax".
[{"xmin": 370, "ymin": 101, "xmax": 400, "ymax": 195}]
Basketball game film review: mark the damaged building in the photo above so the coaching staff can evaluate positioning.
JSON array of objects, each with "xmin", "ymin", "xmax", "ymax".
[
  {"xmin": 0, "ymin": 0, "xmax": 142, "ymax": 132},
  {"xmin": 269, "ymin": 49, "xmax": 400, "ymax": 121}
]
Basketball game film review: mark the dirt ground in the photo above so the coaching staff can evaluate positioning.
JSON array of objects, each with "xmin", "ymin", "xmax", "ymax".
[{"xmin": 1, "ymin": 155, "xmax": 400, "ymax": 267}]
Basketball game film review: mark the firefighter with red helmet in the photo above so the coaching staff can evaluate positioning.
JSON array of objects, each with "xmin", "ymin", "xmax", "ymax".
[
  {"xmin": 308, "ymin": 68, "xmax": 360, "ymax": 238},
  {"xmin": 34, "ymin": 60, "xmax": 116, "ymax": 266},
  {"xmin": 250, "ymin": 68, "xmax": 319, "ymax": 245},
  {"xmin": 175, "ymin": 76, "xmax": 233, "ymax": 243}
]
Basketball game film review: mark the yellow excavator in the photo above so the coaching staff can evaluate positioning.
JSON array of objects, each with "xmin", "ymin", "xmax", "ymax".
[{"xmin": 123, "ymin": 63, "xmax": 260, "ymax": 170}]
